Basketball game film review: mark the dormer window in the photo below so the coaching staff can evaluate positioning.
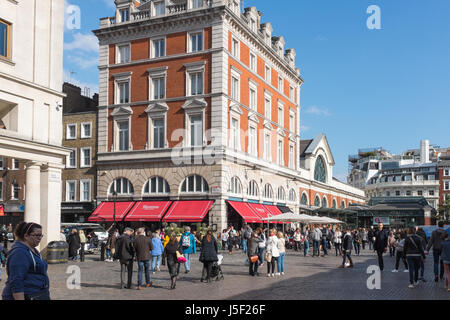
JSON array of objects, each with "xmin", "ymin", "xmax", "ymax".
[
  {"xmin": 153, "ymin": 1, "xmax": 165, "ymax": 16},
  {"xmin": 120, "ymin": 9, "xmax": 130, "ymax": 22},
  {"xmin": 250, "ymin": 18, "xmax": 256, "ymax": 32},
  {"xmin": 192, "ymin": 0, "xmax": 203, "ymax": 9}
]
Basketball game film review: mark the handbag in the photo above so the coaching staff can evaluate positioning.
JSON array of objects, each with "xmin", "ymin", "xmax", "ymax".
[
  {"xmin": 176, "ymin": 251, "xmax": 187, "ymax": 263},
  {"xmin": 250, "ymin": 255, "xmax": 259, "ymax": 263},
  {"xmin": 264, "ymin": 251, "xmax": 272, "ymax": 262}
]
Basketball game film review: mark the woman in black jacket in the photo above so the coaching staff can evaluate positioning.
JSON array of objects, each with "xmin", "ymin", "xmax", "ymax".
[
  {"xmin": 404, "ymin": 228, "xmax": 426, "ymax": 288},
  {"xmin": 247, "ymin": 231, "xmax": 263, "ymax": 276},
  {"xmin": 68, "ymin": 229, "xmax": 81, "ymax": 261},
  {"xmin": 164, "ymin": 233, "xmax": 183, "ymax": 290},
  {"xmin": 199, "ymin": 230, "xmax": 218, "ymax": 283}
]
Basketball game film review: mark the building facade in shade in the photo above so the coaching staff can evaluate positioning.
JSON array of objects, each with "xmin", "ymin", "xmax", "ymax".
[
  {"xmin": 349, "ymin": 140, "xmax": 450, "ymax": 212},
  {"xmin": 437, "ymin": 154, "xmax": 450, "ymax": 219},
  {"xmin": 0, "ymin": 0, "xmax": 69, "ymax": 247},
  {"xmin": 93, "ymin": 0, "xmax": 365, "ymax": 230},
  {"xmin": 0, "ymin": 157, "xmax": 26, "ymax": 225},
  {"xmin": 61, "ymin": 83, "xmax": 99, "ymax": 223}
]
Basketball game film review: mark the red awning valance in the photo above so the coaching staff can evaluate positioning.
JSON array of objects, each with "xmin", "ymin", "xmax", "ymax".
[
  {"xmin": 246, "ymin": 203, "xmax": 283, "ymax": 224},
  {"xmin": 124, "ymin": 201, "xmax": 172, "ymax": 222},
  {"xmin": 88, "ymin": 202, "xmax": 135, "ymax": 222},
  {"xmin": 162, "ymin": 201, "xmax": 214, "ymax": 222},
  {"xmin": 227, "ymin": 201, "xmax": 263, "ymax": 223}
]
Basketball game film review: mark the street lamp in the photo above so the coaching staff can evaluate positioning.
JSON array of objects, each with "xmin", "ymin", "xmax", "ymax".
[{"xmin": 113, "ymin": 190, "xmax": 118, "ymax": 230}]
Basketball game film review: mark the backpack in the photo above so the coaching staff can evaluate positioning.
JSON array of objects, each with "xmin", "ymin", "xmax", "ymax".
[
  {"xmin": 244, "ymin": 227, "xmax": 252, "ymax": 240},
  {"xmin": 182, "ymin": 234, "xmax": 191, "ymax": 248}
]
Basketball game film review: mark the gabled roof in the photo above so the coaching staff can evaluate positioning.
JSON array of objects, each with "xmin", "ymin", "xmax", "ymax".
[
  {"xmin": 299, "ymin": 139, "xmax": 313, "ymax": 158},
  {"xmin": 301, "ymin": 134, "xmax": 335, "ymax": 165}
]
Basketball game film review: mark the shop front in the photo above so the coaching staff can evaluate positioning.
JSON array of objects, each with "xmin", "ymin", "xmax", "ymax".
[{"xmin": 61, "ymin": 202, "xmax": 95, "ymax": 223}]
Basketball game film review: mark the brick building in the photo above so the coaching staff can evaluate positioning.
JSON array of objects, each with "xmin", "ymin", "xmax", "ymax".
[
  {"xmin": 91, "ymin": 0, "xmax": 365, "ymax": 230},
  {"xmin": 0, "ymin": 157, "xmax": 26, "ymax": 226},
  {"xmin": 438, "ymin": 154, "xmax": 450, "ymax": 209},
  {"xmin": 61, "ymin": 83, "xmax": 99, "ymax": 223}
]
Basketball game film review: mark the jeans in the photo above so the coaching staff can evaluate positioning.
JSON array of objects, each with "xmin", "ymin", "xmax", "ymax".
[
  {"xmin": 137, "ymin": 260, "xmax": 151, "ymax": 287},
  {"xmin": 258, "ymin": 247, "xmax": 265, "ymax": 265},
  {"xmin": 369, "ymin": 239, "xmax": 374, "ymax": 251},
  {"xmin": 389, "ymin": 246, "xmax": 396, "ymax": 257},
  {"xmin": 249, "ymin": 259, "xmax": 259, "ymax": 276},
  {"xmin": 342, "ymin": 250, "xmax": 353, "ymax": 266},
  {"xmin": 267, "ymin": 257, "xmax": 277, "ymax": 274},
  {"xmin": 419, "ymin": 259, "xmax": 425, "ymax": 278},
  {"xmin": 407, "ymin": 256, "xmax": 421, "ymax": 284},
  {"xmin": 321, "ymin": 239, "xmax": 328, "ymax": 255},
  {"xmin": 354, "ymin": 243, "xmax": 361, "ymax": 255},
  {"xmin": 303, "ymin": 241, "xmax": 310, "ymax": 257},
  {"xmin": 242, "ymin": 239, "xmax": 247, "ymax": 254},
  {"xmin": 277, "ymin": 252, "xmax": 285, "ymax": 273},
  {"xmin": 120, "ymin": 260, "xmax": 133, "ymax": 288},
  {"xmin": 334, "ymin": 243, "xmax": 342, "ymax": 256},
  {"xmin": 433, "ymin": 249, "xmax": 445, "ymax": 278},
  {"xmin": 202, "ymin": 261, "xmax": 213, "ymax": 280},
  {"xmin": 105, "ymin": 249, "xmax": 111, "ymax": 260},
  {"xmin": 313, "ymin": 240, "xmax": 320, "ymax": 256},
  {"xmin": 184, "ymin": 253, "xmax": 191, "ymax": 271},
  {"xmin": 395, "ymin": 251, "xmax": 408, "ymax": 270},
  {"xmin": 377, "ymin": 249, "xmax": 385, "ymax": 270},
  {"xmin": 362, "ymin": 241, "xmax": 367, "ymax": 250},
  {"xmin": 294, "ymin": 241, "xmax": 301, "ymax": 251},
  {"xmin": 152, "ymin": 255, "xmax": 162, "ymax": 272}
]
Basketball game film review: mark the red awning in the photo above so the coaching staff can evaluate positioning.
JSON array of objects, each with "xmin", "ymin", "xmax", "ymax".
[
  {"xmin": 264, "ymin": 205, "xmax": 287, "ymax": 224},
  {"xmin": 124, "ymin": 201, "xmax": 172, "ymax": 222},
  {"xmin": 247, "ymin": 203, "xmax": 283, "ymax": 224},
  {"xmin": 162, "ymin": 201, "xmax": 214, "ymax": 222},
  {"xmin": 227, "ymin": 201, "xmax": 263, "ymax": 223},
  {"xmin": 88, "ymin": 202, "xmax": 135, "ymax": 222}
]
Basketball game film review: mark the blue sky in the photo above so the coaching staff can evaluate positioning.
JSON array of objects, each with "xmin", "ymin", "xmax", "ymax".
[{"xmin": 63, "ymin": 0, "xmax": 450, "ymax": 181}]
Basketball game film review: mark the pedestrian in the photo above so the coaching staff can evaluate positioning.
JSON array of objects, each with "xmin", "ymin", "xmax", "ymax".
[
  {"xmin": 276, "ymin": 232, "xmax": 286, "ymax": 275},
  {"xmin": 392, "ymin": 232, "xmax": 409, "ymax": 273},
  {"xmin": 59, "ymin": 228, "xmax": 67, "ymax": 242},
  {"xmin": 248, "ymin": 231, "xmax": 263, "ymax": 276},
  {"xmin": 361, "ymin": 228, "xmax": 368, "ymax": 251},
  {"xmin": 321, "ymin": 225, "xmax": 329, "ymax": 256},
  {"xmin": 199, "ymin": 230, "xmax": 218, "ymax": 283},
  {"xmin": 293, "ymin": 228, "xmax": 302, "ymax": 252},
  {"xmin": 388, "ymin": 232, "xmax": 397, "ymax": 257},
  {"xmin": 228, "ymin": 226, "xmax": 236, "ymax": 254},
  {"xmin": 312, "ymin": 225, "xmax": 322, "ymax": 257},
  {"xmin": 79, "ymin": 229, "xmax": 86, "ymax": 262},
  {"xmin": 303, "ymin": 227, "xmax": 310, "ymax": 257},
  {"xmin": 165, "ymin": 233, "xmax": 183, "ymax": 290},
  {"xmin": 404, "ymin": 227, "xmax": 426, "ymax": 289},
  {"xmin": 115, "ymin": 227, "xmax": 135, "ymax": 289},
  {"xmin": 416, "ymin": 227, "xmax": 428, "ymax": 282},
  {"xmin": 353, "ymin": 229, "xmax": 361, "ymax": 256},
  {"xmin": 333, "ymin": 228, "xmax": 342, "ymax": 256},
  {"xmin": 368, "ymin": 226, "xmax": 375, "ymax": 251},
  {"xmin": 160, "ymin": 227, "xmax": 167, "ymax": 266},
  {"xmin": 221, "ymin": 229, "xmax": 229, "ymax": 252},
  {"xmin": 373, "ymin": 222, "xmax": 389, "ymax": 271},
  {"xmin": 162, "ymin": 229, "xmax": 170, "ymax": 266},
  {"xmin": 179, "ymin": 226, "xmax": 196, "ymax": 274},
  {"xmin": 151, "ymin": 231, "xmax": 164, "ymax": 274},
  {"xmin": 242, "ymin": 224, "xmax": 252, "ymax": 254},
  {"xmin": 426, "ymin": 221, "xmax": 447, "ymax": 282},
  {"xmin": 133, "ymin": 227, "xmax": 153, "ymax": 290},
  {"xmin": 256, "ymin": 227, "xmax": 266, "ymax": 266},
  {"xmin": 265, "ymin": 229, "xmax": 279, "ymax": 277},
  {"xmin": 2, "ymin": 222, "xmax": 50, "ymax": 300},
  {"xmin": 67, "ymin": 229, "xmax": 81, "ymax": 261},
  {"xmin": 339, "ymin": 227, "xmax": 354, "ymax": 268},
  {"xmin": 439, "ymin": 231, "xmax": 450, "ymax": 291}
]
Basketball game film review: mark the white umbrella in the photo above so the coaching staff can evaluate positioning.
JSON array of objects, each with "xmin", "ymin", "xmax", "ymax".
[
  {"xmin": 266, "ymin": 212, "xmax": 317, "ymax": 223},
  {"xmin": 307, "ymin": 216, "xmax": 344, "ymax": 224}
]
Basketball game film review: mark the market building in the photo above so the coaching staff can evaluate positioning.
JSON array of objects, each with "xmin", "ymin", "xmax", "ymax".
[
  {"xmin": 90, "ymin": 0, "xmax": 365, "ymax": 230},
  {"xmin": 61, "ymin": 83, "xmax": 99, "ymax": 223}
]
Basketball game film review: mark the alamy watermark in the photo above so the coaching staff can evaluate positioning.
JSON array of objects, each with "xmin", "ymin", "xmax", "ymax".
[
  {"xmin": 66, "ymin": 5, "xmax": 81, "ymax": 30},
  {"xmin": 366, "ymin": 265, "xmax": 381, "ymax": 290},
  {"xmin": 367, "ymin": 5, "xmax": 381, "ymax": 30},
  {"xmin": 66, "ymin": 265, "xmax": 81, "ymax": 290}
]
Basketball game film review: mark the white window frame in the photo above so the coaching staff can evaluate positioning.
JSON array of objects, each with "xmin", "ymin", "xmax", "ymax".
[
  {"xmin": 66, "ymin": 180, "xmax": 77, "ymax": 202},
  {"xmin": 80, "ymin": 122, "xmax": 92, "ymax": 139},
  {"xmin": 230, "ymin": 67, "xmax": 241, "ymax": 102},
  {"xmin": 188, "ymin": 114, "xmax": 204, "ymax": 147},
  {"xmin": 277, "ymin": 138, "xmax": 284, "ymax": 166},
  {"xmin": 444, "ymin": 181, "xmax": 450, "ymax": 191},
  {"xmin": 264, "ymin": 131, "xmax": 271, "ymax": 161},
  {"xmin": 289, "ymin": 86, "xmax": 294, "ymax": 100},
  {"xmin": 116, "ymin": 119, "xmax": 131, "ymax": 151},
  {"xmin": 80, "ymin": 147, "xmax": 92, "ymax": 168},
  {"xmin": 231, "ymin": 36, "xmax": 240, "ymax": 59},
  {"xmin": 110, "ymin": 178, "xmax": 134, "ymax": 196},
  {"xmin": 264, "ymin": 92, "xmax": 272, "ymax": 121},
  {"xmin": 444, "ymin": 169, "xmax": 450, "ymax": 176},
  {"xmin": 289, "ymin": 143, "xmax": 295, "ymax": 169},
  {"xmin": 119, "ymin": 8, "xmax": 130, "ymax": 22},
  {"xmin": 248, "ymin": 180, "xmax": 259, "ymax": 198},
  {"xmin": 190, "ymin": 0, "xmax": 204, "ymax": 9},
  {"xmin": 11, "ymin": 158, "xmax": 19, "ymax": 170},
  {"xmin": 263, "ymin": 184, "xmax": 273, "ymax": 200},
  {"xmin": 151, "ymin": 37, "xmax": 166, "ymax": 58},
  {"xmin": 151, "ymin": 76, "xmax": 166, "ymax": 100},
  {"xmin": 152, "ymin": 0, "xmax": 165, "ymax": 16},
  {"xmin": 66, "ymin": 124, "xmax": 77, "ymax": 140},
  {"xmin": 265, "ymin": 65, "xmax": 271, "ymax": 83},
  {"xmin": 114, "ymin": 73, "xmax": 132, "ymax": 105},
  {"xmin": 289, "ymin": 189, "xmax": 296, "ymax": 202},
  {"xmin": 144, "ymin": 177, "xmax": 170, "ymax": 195},
  {"xmin": 230, "ymin": 116, "xmax": 240, "ymax": 151},
  {"xmin": 80, "ymin": 180, "xmax": 91, "ymax": 202},
  {"xmin": 429, "ymin": 190, "xmax": 435, "ymax": 196},
  {"xmin": 278, "ymin": 77, "xmax": 283, "ymax": 92},
  {"xmin": 0, "ymin": 157, "xmax": 3, "ymax": 170},
  {"xmin": 249, "ymin": 52, "xmax": 257, "ymax": 72},
  {"xmin": 278, "ymin": 102, "xmax": 284, "ymax": 128},
  {"xmin": 187, "ymin": 30, "xmax": 204, "ymax": 53},
  {"xmin": 116, "ymin": 43, "xmax": 130, "ymax": 64},
  {"xmin": 248, "ymin": 79, "xmax": 258, "ymax": 111},
  {"xmin": 289, "ymin": 111, "xmax": 295, "ymax": 133},
  {"xmin": 185, "ymin": 61, "xmax": 205, "ymax": 97},
  {"xmin": 180, "ymin": 175, "xmax": 209, "ymax": 194},
  {"xmin": 248, "ymin": 125, "xmax": 257, "ymax": 157},
  {"xmin": 66, "ymin": 148, "xmax": 77, "ymax": 169},
  {"xmin": 151, "ymin": 116, "xmax": 167, "ymax": 149}
]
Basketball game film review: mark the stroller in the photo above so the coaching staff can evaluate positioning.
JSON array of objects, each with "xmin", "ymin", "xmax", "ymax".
[{"xmin": 210, "ymin": 254, "xmax": 224, "ymax": 281}]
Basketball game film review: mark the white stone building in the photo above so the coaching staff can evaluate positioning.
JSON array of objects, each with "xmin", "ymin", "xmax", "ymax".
[{"xmin": 0, "ymin": 0, "xmax": 69, "ymax": 247}]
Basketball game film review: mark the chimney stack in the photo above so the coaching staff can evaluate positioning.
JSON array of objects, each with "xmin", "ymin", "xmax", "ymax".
[{"xmin": 420, "ymin": 140, "xmax": 430, "ymax": 164}]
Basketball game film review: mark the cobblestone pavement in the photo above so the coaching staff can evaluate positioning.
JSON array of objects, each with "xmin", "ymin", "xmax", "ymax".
[{"xmin": 1, "ymin": 247, "xmax": 449, "ymax": 300}]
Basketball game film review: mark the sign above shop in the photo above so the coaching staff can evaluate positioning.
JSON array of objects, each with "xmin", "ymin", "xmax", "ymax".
[{"xmin": 373, "ymin": 217, "xmax": 390, "ymax": 225}]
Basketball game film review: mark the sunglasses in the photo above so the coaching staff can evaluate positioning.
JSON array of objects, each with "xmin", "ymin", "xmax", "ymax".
[{"xmin": 29, "ymin": 234, "xmax": 44, "ymax": 239}]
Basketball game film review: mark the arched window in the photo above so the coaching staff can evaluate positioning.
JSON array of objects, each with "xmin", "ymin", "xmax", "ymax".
[
  {"xmin": 314, "ymin": 156, "xmax": 327, "ymax": 183},
  {"xmin": 322, "ymin": 196, "xmax": 328, "ymax": 208},
  {"xmin": 301, "ymin": 193, "xmax": 308, "ymax": 205},
  {"xmin": 277, "ymin": 187, "xmax": 285, "ymax": 202},
  {"xmin": 341, "ymin": 200, "xmax": 346, "ymax": 209},
  {"xmin": 229, "ymin": 176, "xmax": 242, "ymax": 195},
  {"xmin": 181, "ymin": 175, "xmax": 209, "ymax": 193},
  {"xmin": 248, "ymin": 180, "xmax": 259, "ymax": 197},
  {"xmin": 109, "ymin": 178, "xmax": 134, "ymax": 195},
  {"xmin": 314, "ymin": 195, "xmax": 321, "ymax": 207},
  {"xmin": 289, "ymin": 189, "xmax": 296, "ymax": 202},
  {"xmin": 143, "ymin": 177, "xmax": 170, "ymax": 195},
  {"xmin": 263, "ymin": 184, "xmax": 273, "ymax": 199},
  {"xmin": 332, "ymin": 199, "xmax": 337, "ymax": 209}
]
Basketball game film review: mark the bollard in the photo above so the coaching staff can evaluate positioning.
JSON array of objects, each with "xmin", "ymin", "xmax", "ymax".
[{"xmin": 100, "ymin": 242, "xmax": 106, "ymax": 261}]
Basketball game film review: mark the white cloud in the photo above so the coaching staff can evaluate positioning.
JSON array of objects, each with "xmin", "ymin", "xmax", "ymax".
[
  {"xmin": 305, "ymin": 106, "xmax": 331, "ymax": 117},
  {"xmin": 64, "ymin": 33, "xmax": 99, "ymax": 53},
  {"xmin": 67, "ymin": 54, "xmax": 98, "ymax": 70},
  {"xmin": 63, "ymin": 69, "xmax": 99, "ymax": 94},
  {"xmin": 300, "ymin": 125, "xmax": 310, "ymax": 132}
]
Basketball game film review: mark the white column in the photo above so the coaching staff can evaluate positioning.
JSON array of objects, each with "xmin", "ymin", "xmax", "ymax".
[
  {"xmin": 40, "ymin": 164, "xmax": 63, "ymax": 247},
  {"xmin": 25, "ymin": 162, "xmax": 42, "ymax": 224}
]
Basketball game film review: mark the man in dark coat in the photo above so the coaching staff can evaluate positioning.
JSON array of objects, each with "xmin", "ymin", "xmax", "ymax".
[
  {"xmin": 199, "ymin": 230, "xmax": 218, "ymax": 282},
  {"xmin": 115, "ymin": 228, "xmax": 135, "ymax": 289},
  {"xmin": 339, "ymin": 228, "xmax": 354, "ymax": 268},
  {"xmin": 373, "ymin": 222, "xmax": 389, "ymax": 271},
  {"xmin": 133, "ymin": 227, "xmax": 153, "ymax": 290},
  {"xmin": 68, "ymin": 229, "xmax": 81, "ymax": 261}
]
